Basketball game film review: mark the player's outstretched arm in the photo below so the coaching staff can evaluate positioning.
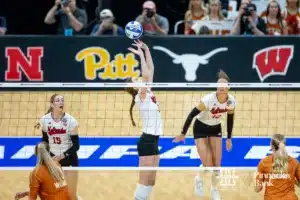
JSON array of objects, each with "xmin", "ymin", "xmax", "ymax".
[
  {"xmin": 173, "ymin": 102, "xmax": 206, "ymax": 142},
  {"xmin": 226, "ymin": 109, "xmax": 234, "ymax": 152},
  {"xmin": 136, "ymin": 40, "xmax": 154, "ymax": 83}
]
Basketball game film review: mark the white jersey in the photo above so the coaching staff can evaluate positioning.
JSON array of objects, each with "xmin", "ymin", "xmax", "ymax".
[
  {"xmin": 197, "ymin": 92, "xmax": 236, "ymax": 126},
  {"xmin": 135, "ymin": 89, "xmax": 163, "ymax": 136},
  {"xmin": 39, "ymin": 113, "xmax": 78, "ymax": 156}
]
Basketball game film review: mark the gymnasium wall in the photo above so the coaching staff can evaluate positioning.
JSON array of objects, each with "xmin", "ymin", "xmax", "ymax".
[{"xmin": 1, "ymin": 91, "xmax": 299, "ymax": 137}]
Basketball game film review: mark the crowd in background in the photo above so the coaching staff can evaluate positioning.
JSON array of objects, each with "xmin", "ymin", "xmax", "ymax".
[{"xmin": 0, "ymin": 0, "xmax": 299, "ymax": 36}]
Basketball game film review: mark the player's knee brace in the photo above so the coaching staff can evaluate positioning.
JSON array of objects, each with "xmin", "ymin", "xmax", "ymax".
[{"xmin": 134, "ymin": 184, "xmax": 152, "ymax": 200}]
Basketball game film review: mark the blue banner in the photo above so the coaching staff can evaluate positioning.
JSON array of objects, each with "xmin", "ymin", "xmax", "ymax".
[{"xmin": 0, "ymin": 137, "xmax": 299, "ymax": 167}]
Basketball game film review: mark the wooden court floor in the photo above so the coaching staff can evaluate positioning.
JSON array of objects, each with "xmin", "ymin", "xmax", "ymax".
[
  {"xmin": 3, "ymin": 170, "xmax": 300, "ymax": 200},
  {"xmin": 1, "ymin": 91, "xmax": 300, "ymax": 137}
]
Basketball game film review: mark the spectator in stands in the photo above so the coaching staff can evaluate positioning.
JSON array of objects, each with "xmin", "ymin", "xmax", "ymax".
[
  {"xmin": 204, "ymin": 0, "xmax": 225, "ymax": 21},
  {"xmin": 282, "ymin": 0, "xmax": 300, "ymax": 34},
  {"xmin": 0, "ymin": 17, "xmax": 7, "ymax": 35},
  {"xmin": 90, "ymin": 9, "xmax": 124, "ymax": 36},
  {"xmin": 198, "ymin": 25, "xmax": 211, "ymax": 34},
  {"xmin": 136, "ymin": 1, "xmax": 169, "ymax": 35},
  {"xmin": 262, "ymin": 0, "xmax": 288, "ymax": 35},
  {"xmin": 231, "ymin": 1, "xmax": 266, "ymax": 35},
  {"xmin": 44, "ymin": 0, "xmax": 87, "ymax": 35},
  {"xmin": 184, "ymin": 0, "xmax": 206, "ymax": 35}
]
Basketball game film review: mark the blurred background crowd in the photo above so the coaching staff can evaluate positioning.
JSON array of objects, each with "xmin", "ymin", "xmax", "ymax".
[{"xmin": 0, "ymin": 0, "xmax": 299, "ymax": 37}]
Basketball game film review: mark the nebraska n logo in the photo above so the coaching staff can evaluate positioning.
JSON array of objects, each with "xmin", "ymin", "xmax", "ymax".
[{"xmin": 253, "ymin": 45, "xmax": 294, "ymax": 82}]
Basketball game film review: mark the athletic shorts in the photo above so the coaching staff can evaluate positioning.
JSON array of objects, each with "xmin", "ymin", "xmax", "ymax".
[
  {"xmin": 51, "ymin": 152, "xmax": 79, "ymax": 167},
  {"xmin": 137, "ymin": 132, "xmax": 160, "ymax": 156},
  {"xmin": 193, "ymin": 119, "xmax": 222, "ymax": 139}
]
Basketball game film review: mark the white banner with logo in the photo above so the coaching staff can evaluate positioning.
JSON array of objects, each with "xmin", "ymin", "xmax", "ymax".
[{"xmin": 191, "ymin": 20, "xmax": 235, "ymax": 35}]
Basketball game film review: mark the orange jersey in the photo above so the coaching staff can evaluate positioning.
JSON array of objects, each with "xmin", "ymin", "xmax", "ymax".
[
  {"xmin": 29, "ymin": 164, "xmax": 71, "ymax": 200},
  {"xmin": 262, "ymin": 16, "xmax": 283, "ymax": 35},
  {"xmin": 256, "ymin": 155, "xmax": 300, "ymax": 200}
]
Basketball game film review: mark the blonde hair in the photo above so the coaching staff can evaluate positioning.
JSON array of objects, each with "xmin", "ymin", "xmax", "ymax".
[
  {"xmin": 206, "ymin": 0, "xmax": 225, "ymax": 20},
  {"xmin": 186, "ymin": 0, "xmax": 206, "ymax": 20},
  {"xmin": 271, "ymin": 134, "xmax": 289, "ymax": 174},
  {"xmin": 35, "ymin": 142, "xmax": 65, "ymax": 185}
]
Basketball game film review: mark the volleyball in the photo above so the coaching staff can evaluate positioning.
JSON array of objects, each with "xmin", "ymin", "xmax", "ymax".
[{"xmin": 125, "ymin": 21, "xmax": 143, "ymax": 40}]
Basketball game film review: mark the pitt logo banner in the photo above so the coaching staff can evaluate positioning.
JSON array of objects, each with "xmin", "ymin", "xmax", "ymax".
[{"xmin": 75, "ymin": 47, "xmax": 140, "ymax": 81}]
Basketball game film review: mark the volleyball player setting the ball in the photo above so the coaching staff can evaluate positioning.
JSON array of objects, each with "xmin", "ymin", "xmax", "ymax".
[
  {"xmin": 35, "ymin": 94, "xmax": 80, "ymax": 200},
  {"xmin": 14, "ymin": 142, "xmax": 72, "ymax": 200},
  {"xmin": 126, "ymin": 40, "xmax": 162, "ymax": 200},
  {"xmin": 174, "ymin": 70, "xmax": 235, "ymax": 200}
]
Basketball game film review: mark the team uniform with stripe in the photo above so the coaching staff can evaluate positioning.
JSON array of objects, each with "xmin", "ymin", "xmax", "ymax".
[
  {"xmin": 39, "ymin": 113, "xmax": 79, "ymax": 166},
  {"xmin": 194, "ymin": 92, "xmax": 236, "ymax": 138},
  {"xmin": 135, "ymin": 88, "xmax": 163, "ymax": 156}
]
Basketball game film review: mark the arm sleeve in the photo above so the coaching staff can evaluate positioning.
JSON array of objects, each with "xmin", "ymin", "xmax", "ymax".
[
  {"xmin": 181, "ymin": 107, "xmax": 201, "ymax": 135},
  {"xmin": 63, "ymin": 135, "xmax": 79, "ymax": 157},
  {"xmin": 227, "ymin": 113, "xmax": 234, "ymax": 139},
  {"xmin": 40, "ymin": 117, "xmax": 49, "ymax": 143},
  {"xmin": 29, "ymin": 171, "xmax": 40, "ymax": 200}
]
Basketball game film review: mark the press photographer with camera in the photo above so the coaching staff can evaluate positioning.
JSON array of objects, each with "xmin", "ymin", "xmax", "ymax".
[
  {"xmin": 44, "ymin": 0, "xmax": 87, "ymax": 35},
  {"xmin": 231, "ymin": 0, "xmax": 266, "ymax": 35},
  {"xmin": 90, "ymin": 9, "xmax": 124, "ymax": 36},
  {"xmin": 136, "ymin": 1, "xmax": 169, "ymax": 35}
]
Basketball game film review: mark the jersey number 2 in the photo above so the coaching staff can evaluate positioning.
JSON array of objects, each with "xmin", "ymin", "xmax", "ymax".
[{"xmin": 53, "ymin": 137, "xmax": 61, "ymax": 144}]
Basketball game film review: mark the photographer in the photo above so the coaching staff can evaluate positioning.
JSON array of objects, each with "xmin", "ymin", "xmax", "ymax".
[
  {"xmin": 90, "ymin": 9, "xmax": 124, "ymax": 36},
  {"xmin": 136, "ymin": 1, "xmax": 169, "ymax": 35},
  {"xmin": 44, "ymin": 0, "xmax": 87, "ymax": 35},
  {"xmin": 231, "ymin": 1, "xmax": 266, "ymax": 35}
]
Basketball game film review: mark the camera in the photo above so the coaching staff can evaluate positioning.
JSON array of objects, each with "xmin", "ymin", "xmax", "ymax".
[
  {"xmin": 61, "ymin": 0, "xmax": 69, "ymax": 7},
  {"xmin": 243, "ymin": 3, "xmax": 255, "ymax": 17},
  {"xmin": 146, "ymin": 9, "xmax": 154, "ymax": 18}
]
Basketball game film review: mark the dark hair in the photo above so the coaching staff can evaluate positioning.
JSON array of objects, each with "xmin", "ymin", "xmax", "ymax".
[
  {"xmin": 34, "ymin": 94, "xmax": 59, "ymax": 129},
  {"xmin": 125, "ymin": 78, "xmax": 138, "ymax": 126},
  {"xmin": 217, "ymin": 69, "xmax": 230, "ymax": 81},
  {"xmin": 198, "ymin": 25, "xmax": 211, "ymax": 35}
]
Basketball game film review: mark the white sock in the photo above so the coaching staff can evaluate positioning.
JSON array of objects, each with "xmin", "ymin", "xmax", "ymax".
[{"xmin": 134, "ymin": 184, "xmax": 152, "ymax": 200}]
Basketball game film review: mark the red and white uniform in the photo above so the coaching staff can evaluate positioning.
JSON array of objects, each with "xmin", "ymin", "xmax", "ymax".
[
  {"xmin": 197, "ymin": 92, "xmax": 236, "ymax": 126},
  {"xmin": 39, "ymin": 113, "xmax": 78, "ymax": 156},
  {"xmin": 135, "ymin": 89, "xmax": 163, "ymax": 136}
]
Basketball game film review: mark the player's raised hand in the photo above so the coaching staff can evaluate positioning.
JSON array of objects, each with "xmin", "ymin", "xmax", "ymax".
[
  {"xmin": 128, "ymin": 42, "xmax": 143, "ymax": 56},
  {"xmin": 172, "ymin": 134, "xmax": 186, "ymax": 143},
  {"xmin": 226, "ymin": 139, "xmax": 232, "ymax": 152},
  {"xmin": 135, "ymin": 40, "xmax": 149, "ymax": 50}
]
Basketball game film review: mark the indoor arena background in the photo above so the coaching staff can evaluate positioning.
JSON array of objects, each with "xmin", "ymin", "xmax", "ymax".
[{"xmin": 0, "ymin": 20, "xmax": 300, "ymax": 200}]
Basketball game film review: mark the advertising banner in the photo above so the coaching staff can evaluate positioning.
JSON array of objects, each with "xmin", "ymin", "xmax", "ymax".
[
  {"xmin": 1, "ymin": 136, "xmax": 299, "ymax": 167},
  {"xmin": 0, "ymin": 36, "xmax": 299, "ymax": 88}
]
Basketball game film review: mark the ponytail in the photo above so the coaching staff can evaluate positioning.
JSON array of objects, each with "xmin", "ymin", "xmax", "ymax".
[
  {"xmin": 129, "ymin": 96, "xmax": 136, "ymax": 127},
  {"xmin": 217, "ymin": 69, "xmax": 230, "ymax": 81},
  {"xmin": 34, "ymin": 107, "xmax": 52, "ymax": 129},
  {"xmin": 272, "ymin": 142, "xmax": 289, "ymax": 173},
  {"xmin": 35, "ymin": 142, "xmax": 65, "ymax": 185}
]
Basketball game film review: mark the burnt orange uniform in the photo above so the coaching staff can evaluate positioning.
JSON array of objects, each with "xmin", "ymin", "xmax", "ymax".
[
  {"xmin": 256, "ymin": 155, "xmax": 300, "ymax": 200},
  {"xmin": 29, "ymin": 164, "xmax": 71, "ymax": 200}
]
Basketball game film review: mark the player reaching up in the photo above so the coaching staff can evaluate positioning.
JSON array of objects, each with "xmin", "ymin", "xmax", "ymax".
[
  {"xmin": 125, "ymin": 40, "xmax": 163, "ymax": 200},
  {"xmin": 173, "ymin": 70, "xmax": 236, "ymax": 200}
]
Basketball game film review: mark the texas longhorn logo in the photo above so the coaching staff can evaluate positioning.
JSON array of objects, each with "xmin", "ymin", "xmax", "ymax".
[
  {"xmin": 153, "ymin": 46, "xmax": 228, "ymax": 82},
  {"xmin": 252, "ymin": 45, "xmax": 294, "ymax": 82}
]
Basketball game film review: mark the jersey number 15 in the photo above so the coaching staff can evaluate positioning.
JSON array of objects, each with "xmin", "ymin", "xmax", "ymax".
[{"xmin": 53, "ymin": 137, "xmax": 61, "ymax": 144}]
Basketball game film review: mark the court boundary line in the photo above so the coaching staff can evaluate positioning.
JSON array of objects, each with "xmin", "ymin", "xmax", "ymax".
[
  {"xmin": 0, "ymin": 167, "xmax": 257, "ymax": 171},
  {"xmin": 1, "ymin": 136, "xmax": 300, "ymax": 138}
]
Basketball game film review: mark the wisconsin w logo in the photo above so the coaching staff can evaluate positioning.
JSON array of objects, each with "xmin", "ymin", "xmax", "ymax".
[{"xmin": 252, "ymin": 45, "xmax": 294, "ymax": 82}]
